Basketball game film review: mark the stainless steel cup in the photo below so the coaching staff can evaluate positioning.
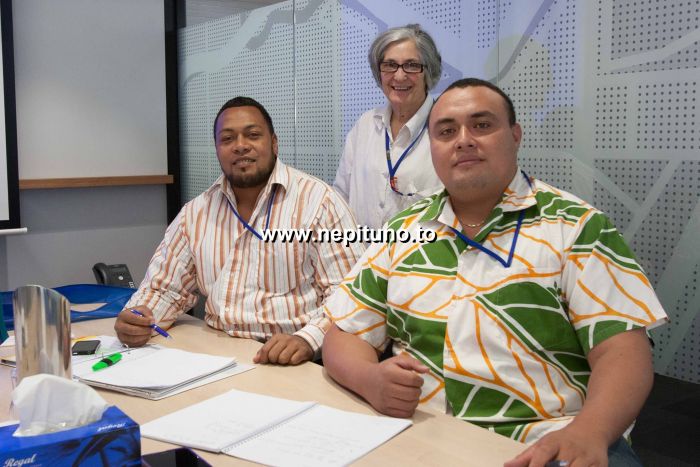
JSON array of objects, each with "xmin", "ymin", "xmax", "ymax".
[{"xmin": 12, "ymin": 285, "xmax": 72, "ymax": 383}]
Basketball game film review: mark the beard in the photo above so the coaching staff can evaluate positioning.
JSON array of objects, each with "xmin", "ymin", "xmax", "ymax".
[{"xmin": 226, "ymin": 154, "xmax": 277, "ymax": 189}]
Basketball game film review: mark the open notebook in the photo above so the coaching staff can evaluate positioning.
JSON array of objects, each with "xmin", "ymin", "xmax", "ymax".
[
  {"xmin": 72, "ymin": 341, "xmax": 253, "ymax": 400},
  {"xmin": 141, "ymin": 389, "xmax": 412, "ymax": 467}
]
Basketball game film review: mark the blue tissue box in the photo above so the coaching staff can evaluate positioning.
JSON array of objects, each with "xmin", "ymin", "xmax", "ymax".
[{"xmin": 0, "ymin": 406, "xmax": 140, "ymax": 466}]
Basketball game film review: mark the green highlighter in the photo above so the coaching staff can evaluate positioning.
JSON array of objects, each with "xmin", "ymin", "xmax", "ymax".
[{"xmin": 92, "ymin": 352, "xmax": 123, "ymax": 371}]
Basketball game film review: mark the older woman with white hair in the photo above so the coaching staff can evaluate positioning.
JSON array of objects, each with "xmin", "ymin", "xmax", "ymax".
[{"xmin": 334, "ymin": 24, "xmax": 443, "ymax": 230}]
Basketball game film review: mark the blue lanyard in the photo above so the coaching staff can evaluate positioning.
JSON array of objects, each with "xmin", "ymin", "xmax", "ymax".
[
  {"xmin": 449, "ymin": 172, "xmax": 533, "ymax": 268},
  {"xmin": 384, "ymin": 120, "xmax": 428, "ymax": 196},
  {"xmin": 226, "ymin": 185, "xmax": 278, "ymax": 240}
]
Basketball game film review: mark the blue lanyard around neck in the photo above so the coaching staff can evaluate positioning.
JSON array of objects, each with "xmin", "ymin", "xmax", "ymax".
[
  {"xmin": 448, "ymin": 171, "xmax": 533, "ymax": 268},
  {"xmin": 226, "ymin": 185, "xmax": 278, "ymax": 240},
  {"xmin": 384, "ymin": 120, "xmax": 428, "ymax": 196}
]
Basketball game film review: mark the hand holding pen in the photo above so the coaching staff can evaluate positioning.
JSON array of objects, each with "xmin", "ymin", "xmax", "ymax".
[
  {"xmin": 114, "ymin": 306, "xmax": 172, "ymax": 348},
  {"xmin": 129, "ymin": 309, "xmax": 172, "ymax": 340}
]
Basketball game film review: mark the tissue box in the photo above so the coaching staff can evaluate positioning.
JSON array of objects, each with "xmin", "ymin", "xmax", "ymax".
[{"xmin": 0, "ymin": 406, "xmax": 140, "ymax": 467}]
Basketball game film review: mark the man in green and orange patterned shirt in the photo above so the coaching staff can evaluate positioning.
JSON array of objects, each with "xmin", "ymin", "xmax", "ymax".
[{"xmin": 323, "ymin": 78, "xmax": 667, "ymax": 467}]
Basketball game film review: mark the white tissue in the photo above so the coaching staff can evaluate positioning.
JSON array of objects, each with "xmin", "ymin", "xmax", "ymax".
[{"xmin": 11, "ymin": 374, "xmax": 109, "ymax": 436}]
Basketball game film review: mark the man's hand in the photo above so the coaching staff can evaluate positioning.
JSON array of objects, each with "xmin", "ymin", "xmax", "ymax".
[
  {"xmin": 363, "ymin": 353, "xmax": 429, "ymax": 418},
  {"xmin": 504, "ymin": 422, "xmax": 609, "ymax": 467},
  {"xmin": 505, "ymin": 328, "xmax": 653, "ymax": 467},
  {"xmin": 254, "ymin": 334, "xmax": 314, "ymax": 365},
  {"xmin": 114, "ymin": 306, "xmax": 154, "ymax": 347}
]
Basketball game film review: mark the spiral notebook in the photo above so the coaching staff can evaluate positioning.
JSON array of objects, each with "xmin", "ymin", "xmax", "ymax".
[{"xmin": 141, "ymin": 389, "xmax": 412, "ymax": 467}]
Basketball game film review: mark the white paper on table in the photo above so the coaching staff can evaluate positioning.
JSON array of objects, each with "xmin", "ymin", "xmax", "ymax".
[
  {"xmin": 75, "ymin": 347, "xmax": 235, "ymax": 389},
  {"xmin": 141, "ymin": 389, "xmax": 412, "ymax": 465},
  {"xmin": 1, "ymin": 335, "xmax": 15, "ymax": 347},
  {"xmin": 142, "ymin": 389, "xmax": 315, "ymax": 451},
  {"xmin": 225, "ymin": 404, "xmax": 412, "ymax": 467},
  {"xmin": 148, "ymin": 362, "xmax": 254, "ymax": 400}
]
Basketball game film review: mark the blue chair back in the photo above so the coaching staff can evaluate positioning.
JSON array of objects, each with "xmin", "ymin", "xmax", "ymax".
[{"xmin": 1, "ymin": 284, "xmax": 136, "ymax": 331}]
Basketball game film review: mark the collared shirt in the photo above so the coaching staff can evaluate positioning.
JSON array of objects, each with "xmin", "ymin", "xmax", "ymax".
[
  {"xmin": 333, "ymin": 96, "xmax": 443, "ymax": 229},
  {"xmin": 325, "ymin": 170, "xmax": 668, "ymax": 442},
  {"xmin": 127, "ymin": 160, "xmax": 364, "ymax": 354}
]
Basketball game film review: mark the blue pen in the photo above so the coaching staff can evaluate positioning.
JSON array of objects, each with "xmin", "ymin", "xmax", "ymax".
[{"xmin": 130, "ymin": 309, "xmax": 173, "ymax": 339}]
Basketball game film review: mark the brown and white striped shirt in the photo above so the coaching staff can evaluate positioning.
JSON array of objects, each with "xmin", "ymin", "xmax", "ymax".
[{"xmin": 126, "ymin": 160, "xmax": 364, "ymax": 353}]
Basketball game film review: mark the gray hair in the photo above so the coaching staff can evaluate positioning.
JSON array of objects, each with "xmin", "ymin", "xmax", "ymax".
[{"xmin": 368, "ymin": 24, "xmax": 442, "ymax": 91}]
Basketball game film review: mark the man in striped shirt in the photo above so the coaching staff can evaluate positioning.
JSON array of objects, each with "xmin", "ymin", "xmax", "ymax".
[
  {"xmin": 115, "ymin": 97, "xmax": 363, "ymax": 365},
  {"xmin": 323, "ymin": 79, "xmax": 667, "ymax": 465}
]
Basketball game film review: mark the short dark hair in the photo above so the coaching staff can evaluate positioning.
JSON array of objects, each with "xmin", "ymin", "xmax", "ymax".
[
  {"xmin": 435, "ymin": 78, "xmax": 517, "ymax": 126},
  {"xmin": 213, "ymin": 96, "xmax": 275, "ymax": 139}
]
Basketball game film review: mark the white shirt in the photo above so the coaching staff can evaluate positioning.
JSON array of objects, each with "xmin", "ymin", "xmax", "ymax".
[
  {"xmin": 333, "ymin": 96, "xmax": 443, "ymax": 229},
  {"xmin": 126, "ymin": 161, "xmax": 364, "ymax": 355}
]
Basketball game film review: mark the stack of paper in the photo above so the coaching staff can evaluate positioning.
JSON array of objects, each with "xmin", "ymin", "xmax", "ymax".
[
  {"xmin": 72, "ymin": 344, "xmax": 253, "ymax": 400},
  {"xmin": 0, "ymin": 335, "xmax": 15, "ymax": 366},
  {"xmin": 141, "ymin": 389, "xmax": 412, "ymax": 466}
]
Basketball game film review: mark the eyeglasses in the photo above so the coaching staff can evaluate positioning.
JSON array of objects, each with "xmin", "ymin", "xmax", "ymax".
[{"xmin": 379, "ymin": 61, "xmax": 424, "ymax": 74}]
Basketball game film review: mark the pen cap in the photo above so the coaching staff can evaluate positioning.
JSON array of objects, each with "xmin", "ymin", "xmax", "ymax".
[{"xmin": 12, "ymin": 285, "xmax": 72, "ymax": 384}]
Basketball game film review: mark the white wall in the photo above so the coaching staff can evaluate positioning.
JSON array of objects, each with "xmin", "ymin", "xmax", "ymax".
[{"xmin": 0, "ymin": 0, "xmax": 169, "ymax": 290}]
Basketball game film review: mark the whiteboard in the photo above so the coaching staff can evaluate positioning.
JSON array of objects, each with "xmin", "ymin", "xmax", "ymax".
[{"xmin": 13, "ymin": 0, "xmax": 168, "ymax": 180}]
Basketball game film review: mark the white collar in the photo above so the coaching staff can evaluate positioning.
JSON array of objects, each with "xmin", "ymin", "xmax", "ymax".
[{"xmin": 373, "ymin": 95, "xmax": 433, "ymax": 140}]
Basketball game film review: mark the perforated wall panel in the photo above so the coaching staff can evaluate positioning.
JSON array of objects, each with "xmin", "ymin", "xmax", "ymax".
[
  {"xmin": 613, "ymin": 42, "xmax": 700, "ymax": 74},
  {"xmin": 178, "ymin": 27, "xmax": 214, "ymax": 201},
  {"xmin": 595, "ymin": 86, "xmax": 628, "ymax": 150},
  {"xmin": 636, "ymin": 81, "xmax": 697, "ymax": 151},
  {"xmin": 633, "ymin": 161, "xmax": 699, "ymax": 279},
  {"xmin": 611, "ymin": 0, "xmax": 698, "ymax": 59},
  {"xmin": 501, "ymin": 0, "xmax": 577, "ymax": 152},
  {"xmin": 668, "ymin": 264, "xmax": 700, "ymax": 381},
  {"xmin": 178, "ymin": 0, "xmax": 700, "ymax": 383},
  {"xmin": 178, "ymin": 1, "xmax": 295, "ymax": 202},
  {"xmin": 295, "ymin": 0, "xmax": 344, "ymax": 183},
  {"xmin": 520, "ymin": 155, "xmax": 574, "ymax": 194},
  {"xmin": 477, "ymin": 0, "xmax": 498, "ymax": 49},
  {"xmin": 591, "ymin": 181, "xmax": 633, "ymax": 232},
  {"xmin": 339, "ymin": 3, "xmax": 384, "ymax": 140},
  {"xmin": 635, "ymin": 160, "xmax": 700, "ymax": 370},
  {"xmin": 595, "ymin": 159, "xmax": 669, "ymax": 280},
  {"xmin": 402, "ymin": 0, "xmax": 463, "ymax": 38}
]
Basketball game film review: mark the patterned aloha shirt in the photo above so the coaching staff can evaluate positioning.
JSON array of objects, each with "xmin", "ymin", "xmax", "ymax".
[{"xmin": 324, "ymin": 170, "xmax": 668, "ymax": 443}]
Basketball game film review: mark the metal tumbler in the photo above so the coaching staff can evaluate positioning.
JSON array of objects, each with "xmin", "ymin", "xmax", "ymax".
[{"xmin": 12, "ymin": 285, "xmax": 72, "ymax": 383}]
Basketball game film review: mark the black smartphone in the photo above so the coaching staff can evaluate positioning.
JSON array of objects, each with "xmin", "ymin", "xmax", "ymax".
[
  {"xmin": 71, "ymin": 340, "xmax": 101, "ymax": 355},
  {"xmin": 142, "ymin": 448, "xmax": 211, "ymax": 467}
]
